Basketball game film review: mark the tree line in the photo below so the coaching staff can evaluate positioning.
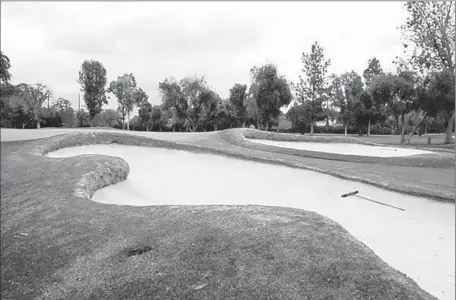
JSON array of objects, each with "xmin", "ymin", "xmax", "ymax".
[
  {"xmin": 0, "ymin": 1, "xmax": 454, "ymax": 143},
  {"xmin": 0, "ymin": 55, "xmax": 294, "ymax": 133}
]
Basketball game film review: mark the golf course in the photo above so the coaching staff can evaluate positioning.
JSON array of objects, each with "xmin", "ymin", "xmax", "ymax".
[
  {"xmin": 1, "ymin": 127, "xmax": 454, "ymax": 300},
  {"xmin": 2, "ymin": 2, "xmax": 455, "ymax": 299}
]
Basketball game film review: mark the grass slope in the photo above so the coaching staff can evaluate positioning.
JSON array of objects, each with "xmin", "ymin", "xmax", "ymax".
[
  {"xmin": 213, "ymin": 131, "xmax": 454, "ymax": 201},
  {"xmin": 354, "ymin": 134, "xmax": 454, "ymax": 147},
  {"xmin": 225, "ymin": 130, "xmax": 454, "ymax": 169},
  {"xmin": 1, "ymin": 135, "xmax": 438, "ymax": 300}
]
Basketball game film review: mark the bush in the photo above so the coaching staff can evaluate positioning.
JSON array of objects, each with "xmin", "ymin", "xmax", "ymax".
[
  {"xmin": 427, "ymin": 122, "xmax": 445, "ymax": 134},
  {"xmin": 40, "ymin": 109, "xmax": 63, "ymax": 128},
  {"xmin": 284, "ymin": 124, "xmax": 397, "ymax": 135},
  {"xmin": 1, "ymin": 104, "xmax": 14, "ymax": 128},
  {"xmin": 61, "ymin": 108, "xmax": 75, "ymax": 128},
  {"xmin": 313, "ymin": 125, "xmax": 357, "ymax": 134},
  {"xmin": 369, "ymin": 124, "xmax": 393, "ymax": 135},
  {"xmin": 75, "ymin": 110, "xmax": 91, "ymax": 127},
  {"xmin": 92, "ymin": 113, "xmax": 102, "ymax": 127}
]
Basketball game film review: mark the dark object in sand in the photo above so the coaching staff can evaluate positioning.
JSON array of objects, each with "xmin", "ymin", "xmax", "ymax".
[{"xmin": 341, "ymin": 190, "xmax": 405, "ymax": 212}]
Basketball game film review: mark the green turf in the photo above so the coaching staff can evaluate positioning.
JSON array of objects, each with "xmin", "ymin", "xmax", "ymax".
[
  {"xmin": 313, "ymin": 133, "xmax": 455, "ymax": 147},
  {"xmin": 1, "ymin": 133, "xmax": 439, "ymax": 300},
  {"xmin": 227, "ymin": 130, "xmax": 455, "ymax": 169}
]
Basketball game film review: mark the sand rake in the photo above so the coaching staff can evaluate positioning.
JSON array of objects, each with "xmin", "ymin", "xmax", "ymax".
[{"xmin": 341, "ymin": 191, "xmax": 405, "ymax": 212}]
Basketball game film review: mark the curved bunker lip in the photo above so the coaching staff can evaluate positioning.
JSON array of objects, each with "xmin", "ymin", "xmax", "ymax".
[
  {"xmin": 218, "ymin": 129, "xmax": 455, "ymax": 171},
  {"xmin": 47, "ymin": 144, "xmax": 455, "ymax": 300},
  {"xmin": 247, "ymin": 139, "xmax": 435, "ymax": 158}
]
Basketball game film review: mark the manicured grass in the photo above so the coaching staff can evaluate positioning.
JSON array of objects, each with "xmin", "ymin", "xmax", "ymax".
[
  {"xmin": 226, "ymin": 130, "xmax": 454, "ymax": 169},
  {"xmin": 1, "ymin": 135, "xmax": 438, "ymax": 300},
  {"xmin": 345, "ymin": 134, "xmax": 453, "ymax": 147},
  {"xmin": 218, "ymin": 130, "xmax": 455, "ymax": 201}
]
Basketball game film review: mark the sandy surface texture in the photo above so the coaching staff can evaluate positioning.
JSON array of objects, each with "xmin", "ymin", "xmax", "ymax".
[
  {"xmin": 249, "ymin": 139, "xmax": 435, "ymax": 157},
  {"xmin": 48, "ymin": 144, "xmax": 455, "ymax": 300}
]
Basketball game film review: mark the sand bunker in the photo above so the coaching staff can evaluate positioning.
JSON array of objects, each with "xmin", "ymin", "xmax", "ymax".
[
  {"xmin": 248, "ymin": 139, "xmax": 434, "ymax": 157},
  {"xmin": 47, "ymin": 144, "xmax": 454, "ymax": 300}
]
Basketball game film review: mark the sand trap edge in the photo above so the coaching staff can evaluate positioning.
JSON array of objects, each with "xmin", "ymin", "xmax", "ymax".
[
  {"xmin": 240, "ymin": 128, "xmax": 377, "ymax": 144},
  {"xmin": 221, "ymin": 129, "xmax": 454, "ymax": 169},
  {"xmin": 27, "ymin": 130, "xmax": 454, "ymax": 203}
]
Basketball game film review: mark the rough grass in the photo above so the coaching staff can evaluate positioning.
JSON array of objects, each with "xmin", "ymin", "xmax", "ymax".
[{"xmin": 1, "ymin": 134, "xmax": 440, "ymax": 300}]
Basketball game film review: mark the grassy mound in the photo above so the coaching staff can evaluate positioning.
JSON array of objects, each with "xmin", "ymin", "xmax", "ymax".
[
  {"xmin": 240, "ymin": 128, "xmax": 375, "ymax": 144},
  {"xmin": 1, "ymin": 135, "xmax": 438, "ymax": 300}
]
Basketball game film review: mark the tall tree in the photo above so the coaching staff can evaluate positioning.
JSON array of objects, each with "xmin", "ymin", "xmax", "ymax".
[
  {"xmin": 78, "ymin": 60, "xmax": 108, "ymax": 122},
  {"xmin": 199, "ymin": 89, "xmax": 222, "ymax": 131},
  {"xmin": 133, "ymin": 87, "xmax": 149, "ymax": 106},
  {"xmin": 394, "ymin": 71, "xmax": 417, "ymax": 144},
  {"xmin": 107, "ymin": 73, "xmax": 137, "ymax": 130},
  {"xmin": 334, "ymin": 72, "xmax": 364, "ymax": 136},
  {"xmin": 294, "ymin": 41, "xmax": 331, "ymax": 134},
  {"xmin": 244, "ymin": 96, "xmax": 260, "ymax": 129},
  {"xmin": 52, "ymin": 97, "xmax": 72, "ymax": 111},
  {"xmin": 228, "ymin": 83, "xmax": 248, "ymax": 127},
  {"xmin": 0, "ymin": 51, "xmax": 12, "ymax": 85},
  {"xmin": 180, "ymin": 76, "xmax": 208, "ymax": 132},
  {"xmin": 249, "ymin": 64, "xmax": 293, "ymax": 131},
  {"xmin": 398, "ymin": 1, "xmax": 455, "ymax": 143},
  {"xmin": 138, "ymin": 101, "xmax": 153, "ymax": 131},
  {"xmin": 150, "ymin": 105, "xmax": 168, "ymax": 131},
  {"xmin": 370, "ymin": 72, "xmax": 416, "ymax": 144},
  {"xmin": 16, "ymin": 83, "xmax": 50, "ymax": 129},
  {"xmin": 133, "ymin": 87, "xmax": 150, "ymax": 131},
  {"xmin": 404, "ymin": 70, "xmax": 455, "ymax": 143},
  {"xmin": 363, "ymin": 58, "xmax": 384, "ymax": 87},
  {"xmin": 326, "ymin": 74, "xmax": 345, "ymax": 131},
  {"xmin": 359, "ymin": 91, "xmax": 375, "ymax": 136},
  {"xmin": 213, "ymin": 100, "xmax": 236, "ymax": 131},
  {"xmin": 418, "ymin": 70, "xmax": 455, "ymax": 144},
  {"xmin": 159, "ymin": 77, "xmax": 188, "ymax": 132},
  {"xmin": 51, "ymin": 97, "xmax": 74, "ymax": 128},
  {"xmin": 150, "ymin": 105, "xmax": 165, "ymax": 131},
  {"xmin": 0, "ymin": 52, "xmax": 14, "ymax": 113},
  {"xmin": 399, "ymin": 1, "xmax": 455, "ymax": 74},
  {"xmin": 362, "ymin": 58, "xmax": 384, "ymax": 135}
]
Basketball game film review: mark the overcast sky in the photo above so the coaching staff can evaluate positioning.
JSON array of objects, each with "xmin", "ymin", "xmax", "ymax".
[{"xmin": 1, "ymin": 2, "xmax": 408, "ymax": 114}]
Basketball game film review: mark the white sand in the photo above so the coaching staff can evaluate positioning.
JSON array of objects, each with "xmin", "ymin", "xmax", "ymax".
[
  {"xmin": 248, "ymin": 139, "xmax": 434, "ymax": 157},
  {"xmin": 0, "ymin": 128, "xmax": 214, "ymax": 142},
  {"xmin": 48, "ymin": 144, "xmax": 455, "ymax": 300}
]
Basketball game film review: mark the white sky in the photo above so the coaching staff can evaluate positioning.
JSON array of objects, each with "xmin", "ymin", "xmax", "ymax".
[{"xmin": 1, "ymin": 2, "xmax": 408, "ymax": 114}]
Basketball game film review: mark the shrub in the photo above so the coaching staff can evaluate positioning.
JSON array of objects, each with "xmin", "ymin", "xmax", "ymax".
[{"xmin": 92, "ymin": 113, "xmax": 102, "ymax": 127}]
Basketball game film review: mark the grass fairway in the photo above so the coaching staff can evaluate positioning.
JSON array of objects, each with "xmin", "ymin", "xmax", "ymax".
[{"xmin": 0, "ymin": 133, "xmax": 441, "ymax": 300}]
